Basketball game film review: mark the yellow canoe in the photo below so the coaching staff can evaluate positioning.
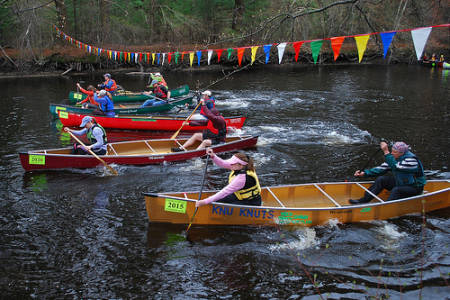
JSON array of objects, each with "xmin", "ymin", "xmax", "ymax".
[{"xmin": 144, "ymin": 180, "xmax": 450, "ymax": 226}]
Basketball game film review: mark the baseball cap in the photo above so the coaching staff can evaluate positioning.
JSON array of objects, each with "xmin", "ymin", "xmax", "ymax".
[{"xmin": 80, "ymin": 116, "xmax": 93, "ymax": 127}]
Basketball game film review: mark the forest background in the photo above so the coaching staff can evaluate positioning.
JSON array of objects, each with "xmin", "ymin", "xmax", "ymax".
[{"xmin": 0, "ymin": 0, "xmax": 448, "ymax": 72}]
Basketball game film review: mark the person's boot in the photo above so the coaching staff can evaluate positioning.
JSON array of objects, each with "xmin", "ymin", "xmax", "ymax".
[{"xmin": 348, "ymin": 198, "xmax": 371, "ymax": 205}]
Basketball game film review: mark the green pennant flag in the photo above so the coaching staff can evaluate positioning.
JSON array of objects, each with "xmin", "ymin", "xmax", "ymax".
[
  {"xmin": 311, "ymin": 40, "xmax": 324, "ymax": 64},
  {"xmin": 120, "ymin": 52, "xmax": 124, "ymax": 62},
  {"xmin": 175, "ymin": 52, "xmax": 180, "ymax": 64},
  {"xmin": 227, "ymin": 48, "xmax": 234, "ymax": 60}
]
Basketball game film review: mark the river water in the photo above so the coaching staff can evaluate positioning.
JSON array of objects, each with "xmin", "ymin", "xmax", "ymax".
[{"xmin": 1, "ymin": 65, "xmax": 449, "ymax": 299}]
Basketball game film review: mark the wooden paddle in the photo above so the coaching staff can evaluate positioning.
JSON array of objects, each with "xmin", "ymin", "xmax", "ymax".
[
  {"xmin": 67, "ymin": 131, "xmax": 118, "ymax": 176},
  {"xmin": 170, "ymin": 101, "xmax": 202, "ymax": 140},
  {"xmin": 186, "ymin": 154, "xmax": 209, "ymax": 234}
]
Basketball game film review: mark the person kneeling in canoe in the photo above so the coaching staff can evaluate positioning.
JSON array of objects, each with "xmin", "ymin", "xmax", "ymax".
[
  {"xmin": 98, "ymin": 73, "xmax": 118, "ymax": 95},
  {"xmin": 141, "ymin": 80, "xmax": 171, "ymax": 107},
  {"xmin": 76, "ymin": 83, "xmax": 99, "ymax": 109},
  {"xmin": 64, "ymin": 116, "xmax": 108, "ymax": 155},
  {"xmin": 171, "ymin": 99, "xmax": 226, "ymax": 152},
  {"xmin": 196, "ymin": 148, "xmax": 262, "ymax": 207},
  {"xmin": 349, "ymin": 141, "xmax": 426, "ymax": 205},
  {"xmin": 93, "ymin": 90, "xmax": 115, "ymax": 117}
]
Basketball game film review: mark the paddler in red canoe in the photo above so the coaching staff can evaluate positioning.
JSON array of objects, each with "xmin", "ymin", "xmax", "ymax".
[{"xmin": 171, "ymin": 99, "xmax": 226, "ymax": 152}]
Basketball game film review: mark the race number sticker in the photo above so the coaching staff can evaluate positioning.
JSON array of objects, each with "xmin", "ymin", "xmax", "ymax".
[
  {"xmin": 55, "ymin": 106, "xmax": 66, "ymax": 113},
  {"xmin": 59, "ymin": 111, "xmax": 68, "ymax": 119},
  {"xmin": 164, "ymin": 198, "xmax": 187, "ymax": 213},
  {"xmin": 29, "ymin": 155, "xmax": 45, "ymax": 165},
  {"xmin": 74, "ymin": 93, "xmax": 83, "ymax": 100}
]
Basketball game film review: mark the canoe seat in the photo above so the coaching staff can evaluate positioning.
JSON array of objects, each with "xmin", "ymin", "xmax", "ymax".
[{"xmin": 107, "ymin": 144, "xmax": 119, "ymax": 156}]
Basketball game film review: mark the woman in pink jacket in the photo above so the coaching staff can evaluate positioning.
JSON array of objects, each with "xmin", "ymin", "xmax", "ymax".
[{"xmin": 196, "ymin": 148, "xmax": 262, "ymax": 207}]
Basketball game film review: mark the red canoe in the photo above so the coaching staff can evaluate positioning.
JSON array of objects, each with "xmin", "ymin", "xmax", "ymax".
[
  {"xmin": 58, "ymin": 111, "xmax": 246, "ymax": 131},
  {"xmin": 19, "ymin": 135, "xmax": 258, "ymax": 171}
]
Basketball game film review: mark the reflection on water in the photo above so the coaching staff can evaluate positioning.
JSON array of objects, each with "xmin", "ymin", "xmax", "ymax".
[{"xmin": 0, "ymin": 65, "xmax": 449, "ymax": 298}]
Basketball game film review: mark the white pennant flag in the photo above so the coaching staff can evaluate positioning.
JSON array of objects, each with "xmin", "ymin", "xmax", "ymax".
[
  {"xmin": 411, "ymin": 27, "xmax": 432, "ymax": 60},
  {"xmin": 277, "ymin": 43, "xmax": 287, "ymax": 64},
  {"xmin": 207, "ymin": 50, "xmax": 213, "ymax": 65},
  {"xmin": 162, "ymin": 53, "xmax": 166, "ymax": 65},
  {"xmin": 135, "ymin": 52, "xmax": 138, "ymax": 63}
]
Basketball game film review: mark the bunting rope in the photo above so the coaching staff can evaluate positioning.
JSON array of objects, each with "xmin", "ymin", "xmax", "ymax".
[{"xmin": 54, "ymin": 23, "xmax": 449, "ymax": 66}]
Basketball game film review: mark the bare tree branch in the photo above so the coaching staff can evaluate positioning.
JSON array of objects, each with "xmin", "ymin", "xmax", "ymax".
[{"xmin": 13, "ymin": 0, "xmax": 53, "ymax": 14}]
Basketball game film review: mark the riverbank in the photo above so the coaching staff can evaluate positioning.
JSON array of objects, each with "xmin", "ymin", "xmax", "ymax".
[{"xmin": 1, "ymin": 43, "xmax": 448, "ymax": 78}]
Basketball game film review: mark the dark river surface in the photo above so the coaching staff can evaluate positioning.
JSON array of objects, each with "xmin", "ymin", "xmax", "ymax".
[{"xmin": 1, "ymin": 64, "xmax": 449, "ymax": 299}]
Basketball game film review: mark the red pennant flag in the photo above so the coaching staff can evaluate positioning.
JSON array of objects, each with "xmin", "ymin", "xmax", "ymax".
[
  {"xmin": 182, "ymin": 52, "xmax": 186, "ymax": 61},
  {"xmin": 292, "ymin": 41, "xmax": 303, "ymax": 62},
  {"xmin": 330, "ymin": 36, "xmax": 345, "ymax": 61},
  {"xmin": 237, "ymin": 48, "xmax": 245, "ymax": 66},
  {"xmin": 216, "ymin": 49, "xmax": 224, "ymax": 62},
  {"xmin": 139, "ymin": 53, "xmax": 142, "ymax": 62},
  {"xmin": 168, "ymin": 52, "xmax": 172, "ymax": 63},
  {"xmin": 147, "ymin": 53, "xmax": 150, "ymax": 64}
]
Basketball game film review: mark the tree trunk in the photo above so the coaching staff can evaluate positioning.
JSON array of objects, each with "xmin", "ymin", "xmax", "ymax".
[
  {"xmin": 54, "ymin": 0, "xmax": 67, "ymax": 30},
  {"xmin": 232, "ymin": 0, "xmax": 244, "ymax": 31},
  {"xmin": 99, "ymin": 0, "xmax": 108, "ymax": 43}
]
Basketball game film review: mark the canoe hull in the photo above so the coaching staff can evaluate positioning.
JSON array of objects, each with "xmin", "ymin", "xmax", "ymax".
[
  {"xmin": 144, "ymin": 180, "xmax": 450, "ymax": 226},
  {"xmin": 19, "ymin": 136, "xmax": 258, "ymax": 171},
  {"xmin": 50, "ymin": 96, "xmax": 192, "ymax": 117},
  {"xmin": 68, "ymin": 85, "xmax": 190, "ymax": 104},
  {"xmin": 58, "ymin": 111, "xmax": 246, "ymax": 131}
]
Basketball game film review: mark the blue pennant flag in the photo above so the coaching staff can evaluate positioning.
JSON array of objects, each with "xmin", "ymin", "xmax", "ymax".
[
  {"xmin": 131, "ymin": 53, "xmax": 135, "ymax": 61},
  {"xmin": 380, "ymin": 32, "xmax": 396, "ymax": 58},
  {"xmin": 157, "ymin": 53, "xmax": 160, "ymax": 64},
  {"xmin": 263, "ymin": 44, "xmax": 272, "ymax": 64},
  {"xmin": 196, "ymin": 51, "xmax": 202, "ymax": 66}
]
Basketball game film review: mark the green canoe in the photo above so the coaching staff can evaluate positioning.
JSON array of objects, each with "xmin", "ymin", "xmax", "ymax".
[
  {"xmin": 50, "ymin": 95, "xmax": 193, "ymax": 118},
  {"xmin": 68, "ymin": 84, "xmax": 190, "ymax": 104}
]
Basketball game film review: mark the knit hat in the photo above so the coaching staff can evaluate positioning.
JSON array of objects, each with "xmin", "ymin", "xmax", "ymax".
[{"xmin": 392, "ymin": 142, "xmax": 409, "ymax": 153}]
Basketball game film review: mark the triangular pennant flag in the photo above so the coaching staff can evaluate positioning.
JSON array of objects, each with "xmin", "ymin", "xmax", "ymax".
[
  {"xmin": 292, "ymin": 41, "xmax": 303, "ymax": 62},
  {"xmin": 175, "ymin": 52, "xmax": 180, "ymax": 64},
  {"xmin": 330, "ymin": 36, "xmax": 345, "ymax": 61},
  {"xmin": 251, "ymin": 46, "xmax": 259, "ymax": 65},
  {"xmin": 227, "ymin": 48, "xmax": 233, "ymax": 60},
  {"xmin": 311, "ymin": 40, "xmax": 324, "ymax": 64},
  {"xmin": 162, "ymin": 53, "xmax": 166, "ymax": 65},
  {"xmin": 182, "ymin": 52, "xmax": 186, "ymax": 61},
  {"xmin": 196, "ymin": 50, "xmax": 202, "ymax": 66},
  {"xmin": 139, "ymin": 52, "xmax": 142, "ymax": 62},
  {"xmin": 354, "ymin": 34, "xmax": 370, "ymax": 63},
  {"xmin": 207, "ymin": 50, "xmax": 213, "ymax": 65},
  {"xmin": 277, "ymin": 42, "xmax": 287, "ymax": 64},
  {"xmin": 168, "ymin": 52, "xmax": 172, "ymax": 63},
  {"xmin": 216, "ymin": 49, "xmax": 224, "ymax": 62},
  {"xmin": 237, "ymin": 48, "xmax": 245, "ymax": 66},
  {"xmin": 135, "ymin": 52, "xmax": 138, "ymax": 64},
  {"xmin": 189, "ymin": 52, "xmax": 194, "ymax": 67},
  {"xmin": 157, "ymin": 53, "xmax": 160, "ymax": 64},
  {"xmin": 152, "ymin": 53, "xmax": 155, "ymax": 64},
  {"xmin": 263, "ymin": 44, "xmax": 272, "ymax": 64},
  {"xmin": 147, "ymin": 53, "xmax": 150, "ymax": 64},
  {"xmin": 411, "ymin": 27, "xmax": 432, "ymax": 60},
  {"xmin": 380, "ymin": 32, "xmax": 396, "ymax": 58}
]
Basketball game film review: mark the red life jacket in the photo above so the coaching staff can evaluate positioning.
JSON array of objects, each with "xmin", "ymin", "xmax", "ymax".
[
  {"xmin": 206, "ymin": 115, "xmax": 226, "ymax": 135},
  {"xmin": 153, "ymin": 84, "xmax": 168, "ymax": 99},
  {"xmin": 200, "ymin": 96, "xmax": 215, "ymax": 116},
  {"xmin": 104, "ymin": 79, "xmax": 117, "ymax": 92}
]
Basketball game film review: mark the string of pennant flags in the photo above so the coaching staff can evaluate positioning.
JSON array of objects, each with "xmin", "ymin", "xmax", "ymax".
[{"xmin": 54, "ymin": 23, "xmax": 449, "ymax": 67}]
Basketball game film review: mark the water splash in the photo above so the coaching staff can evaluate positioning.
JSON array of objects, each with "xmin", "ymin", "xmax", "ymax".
[{"xmin": 269, "ymin": 227, "xmax": 319, "ymax": 252}]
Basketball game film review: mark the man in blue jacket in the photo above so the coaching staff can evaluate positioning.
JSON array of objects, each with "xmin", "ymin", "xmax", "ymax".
[{"xmin": 349, "ymin": 141, "xmax": 426, "ymax": 204}]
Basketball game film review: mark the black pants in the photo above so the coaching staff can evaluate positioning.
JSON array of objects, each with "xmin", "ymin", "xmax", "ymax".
[
  {"xmin": 217, "ymin": 193, "xmax": 262, "ymax": 206},
  {"xmin": 71, "ymin": 143, "xmax": 106, "ymax": 155},
  {"xmin": 360, "ymin": 175, "xmax": 423, "ymax": 202}
]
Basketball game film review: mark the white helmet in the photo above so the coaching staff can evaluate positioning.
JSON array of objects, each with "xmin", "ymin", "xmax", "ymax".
[{"xmin": 202, "ymin": 90, "xmax": 212, "ymax": 96}]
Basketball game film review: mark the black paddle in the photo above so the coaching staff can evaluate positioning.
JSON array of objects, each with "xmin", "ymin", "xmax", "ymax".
[{"xmin": 185, "ymin": 155, "xmax": 210, "ymax": 235}]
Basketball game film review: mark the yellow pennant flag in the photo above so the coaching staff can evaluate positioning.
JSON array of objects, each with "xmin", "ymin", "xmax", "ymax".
[
  {"xmin": 251, "ymin": 46, "xmax": 259, "ymax": 65},
  {"xmin": 152, "ymin": 53, "xmax": 155, "ymax": 64},
  {"xmin": 189, "ymin": 52, "xmax": 194, "ymax": 67},
  {"xmin": 354, "ymin": 34, "xmax": 370, "ymax": 63}
]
